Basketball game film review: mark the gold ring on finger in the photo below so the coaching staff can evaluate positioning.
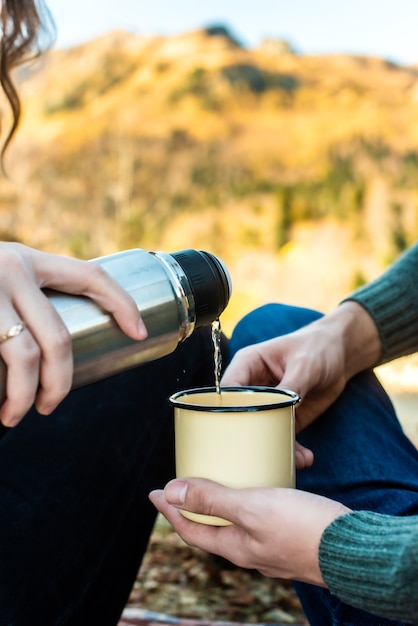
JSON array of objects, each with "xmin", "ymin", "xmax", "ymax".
[{"xmin": 0, "ymin": 321, "xmax": 26, "ymax": 344}]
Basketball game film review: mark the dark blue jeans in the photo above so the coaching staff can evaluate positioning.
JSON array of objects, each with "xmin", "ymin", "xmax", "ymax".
[{"xmin": 230, "ymin": 304, "xmax": 418, "ymax": 626}]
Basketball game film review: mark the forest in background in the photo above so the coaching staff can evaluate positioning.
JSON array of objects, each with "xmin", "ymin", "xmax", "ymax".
[{"xmin": 1, "ymin": 25, "xmax": 417, "ymax": 334}]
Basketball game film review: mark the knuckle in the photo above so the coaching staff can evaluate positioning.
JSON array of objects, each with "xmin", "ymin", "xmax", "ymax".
[
  {"xmin": 84, "ymin": 261, "xmax": 108, "ymax": 285},
  {"xmin": 49, "ymin": 324, "xmax": 72, "ymax": 355},
  {"xmin": 43, "ymin": 383, "xmax": 71, "ymax": 404},
  {"xmin": 196, "ymin": 491, "xmax": 221, "ymax": 520},
  {"xmin": 20, "ymin": 341, "xmax": 41, "ymax": 368},
  {"xmin": 0, "ymin": 246, "xmax": 27, "ymax": 279},
  {"xmin": 34, "ymin": 317, "xmax": 71, "ymax": 357}
]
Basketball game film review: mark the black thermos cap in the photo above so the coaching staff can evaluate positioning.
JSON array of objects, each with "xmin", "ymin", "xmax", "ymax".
[{"xmin": 171, "ymin": 250, "xmax": 232, "ymax": 327}]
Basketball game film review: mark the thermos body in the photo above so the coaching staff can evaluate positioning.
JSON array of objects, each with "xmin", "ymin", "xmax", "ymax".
[
  {"xmin": 0, "ymin": 248, "xmax": 232, "ymax": 404},
  {"xmin": 50, "ymin": 249, "xmax": 193, "ymax": 388}
]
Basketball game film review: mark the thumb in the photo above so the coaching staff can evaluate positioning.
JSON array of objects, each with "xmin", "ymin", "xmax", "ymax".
[{"xmin": 164, "ymin": 477, "xmax": 242, "ymax": 525}]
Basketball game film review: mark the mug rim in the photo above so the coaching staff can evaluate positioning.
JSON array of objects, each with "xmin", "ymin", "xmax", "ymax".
[{"xmin": 169, "ymin": 385, "xmax": 300, "ymax": 412}]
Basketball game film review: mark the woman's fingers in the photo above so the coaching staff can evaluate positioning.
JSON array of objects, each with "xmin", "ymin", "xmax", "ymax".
[
  {"xmin": 0, "ymin": 285, "xmax": 74, "ymax": 425},
  {"xmin": 0, "ymin": 310, "xmax": 41, "ymax": 426},
  {"xmin": 30, "ymin": 249, "xmax": 147, "ymax": 340},
  {"xmin": 15, "ymin": 288, "xmax": 74, "ymax": 417},
  {"xmin": 0, "ymin": 243, "xmax": 148, "ymax": 425}
]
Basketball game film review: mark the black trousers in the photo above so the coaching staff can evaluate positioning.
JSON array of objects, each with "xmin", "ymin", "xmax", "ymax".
[{"xmin": 0, "ymin": 327, "xmax": 219, "ymax": 626}]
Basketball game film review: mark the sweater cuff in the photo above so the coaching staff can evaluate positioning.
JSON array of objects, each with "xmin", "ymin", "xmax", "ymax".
[
  {"xmin": 342, "ymin": 244, "xmax": 418, "ymax": 364},
  {"xmin": 344, "ymin": 281, "xmax": 418, "ymax": 364},
  {"xmin": 319, "ymin": 510, "xmax": 418, "ymax": 622}
]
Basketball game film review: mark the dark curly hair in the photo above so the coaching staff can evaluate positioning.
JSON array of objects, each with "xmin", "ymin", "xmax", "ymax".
[{"xmin": 0, "ymin": 0, "xmax": 55, "ymax": 158}]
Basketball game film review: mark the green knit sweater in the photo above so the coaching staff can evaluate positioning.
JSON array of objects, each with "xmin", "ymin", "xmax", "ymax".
[{"xmin": 318, "ymin": 244, "xmax": 418, "ymax": 623}]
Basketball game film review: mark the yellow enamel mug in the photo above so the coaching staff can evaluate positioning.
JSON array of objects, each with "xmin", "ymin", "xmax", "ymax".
[{"xmin": 169, "ymin": 386, "xmax": 299, "ymax": 526}]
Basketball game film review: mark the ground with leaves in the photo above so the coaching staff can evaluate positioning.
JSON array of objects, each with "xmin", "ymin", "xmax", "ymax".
[{"xmin": 125, "ymin": 515, "xmax": 307, "ymax": 625}]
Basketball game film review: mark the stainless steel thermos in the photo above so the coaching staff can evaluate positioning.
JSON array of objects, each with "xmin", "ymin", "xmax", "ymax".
[{"xmin": 0, "ymin": 248, "xmax": 232, "ymax": 403}]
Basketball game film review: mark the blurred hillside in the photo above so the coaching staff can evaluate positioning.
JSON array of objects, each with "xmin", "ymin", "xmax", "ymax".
[{"xmin": 2, "ymin": 26, "xmax": 418, "ymax": 334}]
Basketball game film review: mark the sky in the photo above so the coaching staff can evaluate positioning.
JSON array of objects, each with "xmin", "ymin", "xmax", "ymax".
[{"xmin": 46, "ymin": 0, "xmax": 418, "ymax": 67}]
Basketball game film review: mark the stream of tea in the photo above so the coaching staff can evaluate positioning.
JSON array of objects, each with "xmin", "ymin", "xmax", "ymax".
[{"xmin": 211, "ymin": 319, "xmax": 222, "ymax": 395}]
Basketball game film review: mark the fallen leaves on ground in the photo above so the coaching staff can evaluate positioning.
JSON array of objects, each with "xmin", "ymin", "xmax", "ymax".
[{"xmin": 127, "ymin": 515, "xmax": 307, "ymax": 625}]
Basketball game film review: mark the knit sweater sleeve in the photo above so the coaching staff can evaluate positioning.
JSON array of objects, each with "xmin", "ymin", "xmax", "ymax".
[
  {"xmin": 343, "ymin": 244, "xmax": 418, "ymax": 364},
  {"xmin": 319, "ymin": 510, "xmax": 418, "ymax": 623}
]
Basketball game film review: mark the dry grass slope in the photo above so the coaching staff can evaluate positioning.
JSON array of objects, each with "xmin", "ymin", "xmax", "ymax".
[{"xmin": 1, "ymin": 26, "xmax": 417, "ymax": 333}]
